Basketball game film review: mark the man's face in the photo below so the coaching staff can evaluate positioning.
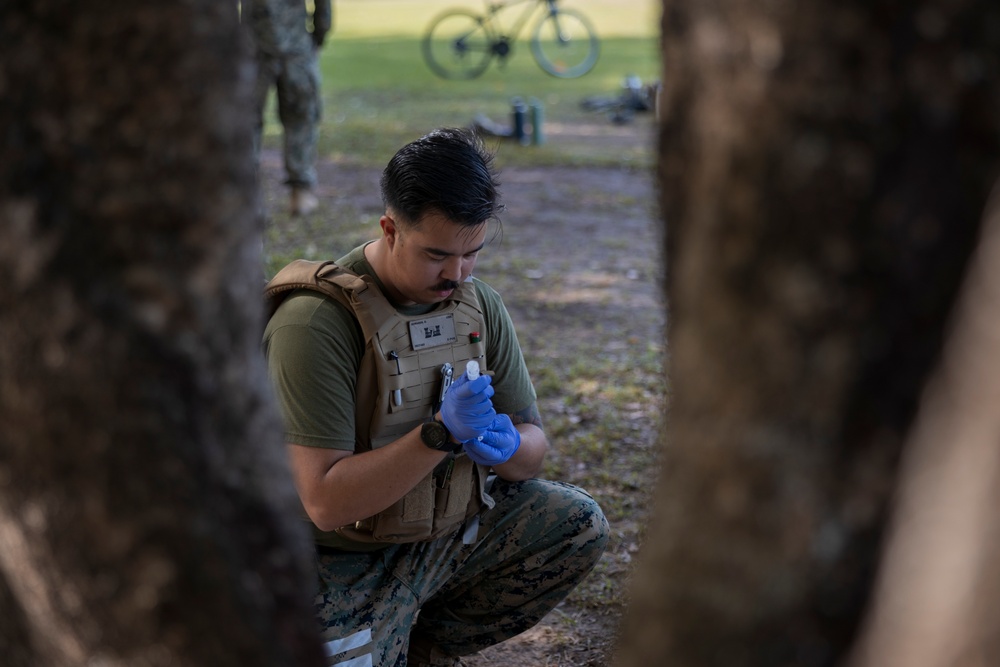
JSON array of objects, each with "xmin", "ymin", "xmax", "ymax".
[{"xmin": 382, "ymin": 209, "xmax": 489, "ymax": 306}]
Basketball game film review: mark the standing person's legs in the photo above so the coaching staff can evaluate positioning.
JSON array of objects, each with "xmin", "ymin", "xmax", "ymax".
[
  {"xmin": 275, "ymin": 49, "xmax": 321, "ymax": 214},
  {"xmin": 406, "ymin": 479, "xmax": 609, "ymax": 664},
  {"xmin": 250, "ymin": 55, "xmax": 279, "ymax": 220},
  {"xmin": 251, "ymin": 56, "xmax": 279, "ymax": 167}
]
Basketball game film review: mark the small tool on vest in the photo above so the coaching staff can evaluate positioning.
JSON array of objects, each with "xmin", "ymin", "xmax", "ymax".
[
  {"xmin": 435, "ymin": 458, "xmax": 456, "ymax": 489},
  {"xmin": 388, "ymin": 351, "xmax": 403, "ymax": 406},
  {"xmin": 436, "ymin": 362, "xmax": 454, "ymax": 411}
]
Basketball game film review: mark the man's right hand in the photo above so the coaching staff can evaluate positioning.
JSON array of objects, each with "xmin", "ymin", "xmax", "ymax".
[{"xmin": 439, "ymin": 373, "xmax": 496, "ymax": 442}]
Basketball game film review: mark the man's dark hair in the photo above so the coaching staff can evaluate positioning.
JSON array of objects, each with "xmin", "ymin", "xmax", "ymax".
[{"xmin": 380, "ymin": 127, "xmax": 503, "ymax": 227}]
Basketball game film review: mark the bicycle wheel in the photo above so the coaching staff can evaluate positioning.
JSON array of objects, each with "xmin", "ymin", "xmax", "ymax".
[
  {"xmin": 530, "ymin": 8, "xmax": 599, "ymax": 78},
  {"xmin": 422, "ymin": 10, "xmax": 495, "ymax": 80}
]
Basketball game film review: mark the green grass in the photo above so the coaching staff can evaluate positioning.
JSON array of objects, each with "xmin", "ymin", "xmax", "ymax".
[{"xmin": 260, "ymin": 0, "xmax": 660, "ymax": 168}]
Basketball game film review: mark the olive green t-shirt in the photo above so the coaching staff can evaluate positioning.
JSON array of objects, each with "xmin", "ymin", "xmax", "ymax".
[{"xmin": 262, "ymin": 245, "xmax": 537, "ymax": 548}]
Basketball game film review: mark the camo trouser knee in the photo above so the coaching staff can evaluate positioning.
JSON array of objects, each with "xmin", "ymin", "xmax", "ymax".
[{"xmin": 315, "ymin": 478, "xmax": 609, "ymax": 667}]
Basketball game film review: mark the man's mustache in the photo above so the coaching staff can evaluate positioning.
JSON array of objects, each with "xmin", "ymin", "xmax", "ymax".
[{"xmin": 433, "ymin": 279, "xmax": 460, "ymax": 291}]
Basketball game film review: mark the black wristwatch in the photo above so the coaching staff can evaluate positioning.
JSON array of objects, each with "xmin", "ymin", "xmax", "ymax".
[{"xmin": 420, "ymin": 419, "xmax": 462, "ymax": 453}]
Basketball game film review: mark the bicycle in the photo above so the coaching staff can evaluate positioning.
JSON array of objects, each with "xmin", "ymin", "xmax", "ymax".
[{"xmin": 422, "ymin": 0, "xmax": 600, "ymax": 80}]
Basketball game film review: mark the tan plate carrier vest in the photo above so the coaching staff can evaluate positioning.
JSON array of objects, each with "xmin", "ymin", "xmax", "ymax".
[{"xmin": 264, "ymin": 259, "xmax": 494, "ymax": 543}]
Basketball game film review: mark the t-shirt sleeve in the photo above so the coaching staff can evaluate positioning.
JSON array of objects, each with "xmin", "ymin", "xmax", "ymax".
[
  {"xmin": 476, "ymin": 281, "xmax": 537, "ymax": 416},
  {"xmin": 263, "ymin": 291, "xmax": 363, "ymax": 450}
]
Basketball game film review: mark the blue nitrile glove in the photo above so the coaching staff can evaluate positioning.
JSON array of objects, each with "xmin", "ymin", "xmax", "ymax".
[
  {"xmin": 464, "ymin": 414, "xmax": 521, "ymax": 466},
  {"xmin": 440, "ymin": 372, "xmax": 496, "ymax": 443}
]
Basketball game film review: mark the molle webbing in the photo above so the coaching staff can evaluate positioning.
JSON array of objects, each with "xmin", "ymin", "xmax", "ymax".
[
  {"xmin": 264, "ymin": 259, "xmax": 493, "ymax": 543},
  {"xmin": 363, "ymin": 287, "xmax": 486, "ymax": 450}
]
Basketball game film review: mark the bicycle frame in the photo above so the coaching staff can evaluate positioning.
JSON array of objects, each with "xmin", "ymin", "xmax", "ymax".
[
  {"xmin": 422, "ymin": 0, "xmax": 597, "ymax": 80},
  {"xmin": 478, "ymin": 0, "xmax": 553, "ymax": 45}
]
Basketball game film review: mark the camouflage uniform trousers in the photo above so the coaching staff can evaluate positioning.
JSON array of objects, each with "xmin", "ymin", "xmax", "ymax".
[
  {"xmin": 315, "ymin": 478, "xmax": 609, "ymax": 667},
  {"xmin": 252, "ymin": 48, "xmax": 322, "ymax": 189}
]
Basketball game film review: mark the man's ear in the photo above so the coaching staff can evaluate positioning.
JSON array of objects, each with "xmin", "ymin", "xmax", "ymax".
[{"xmin": 380, "ymin": 214, "xmax": 399, "ymax": 250}]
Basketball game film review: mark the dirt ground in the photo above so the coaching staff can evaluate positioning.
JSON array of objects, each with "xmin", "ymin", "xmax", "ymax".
[{"xmin": 260, "ymin": 115, "xmax": 665, "ymax": 667}]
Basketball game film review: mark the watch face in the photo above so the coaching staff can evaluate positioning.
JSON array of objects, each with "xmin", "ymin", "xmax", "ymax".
[{"xmin": 421, "ymin": 420, "xmax": 449, "ymax": 450}]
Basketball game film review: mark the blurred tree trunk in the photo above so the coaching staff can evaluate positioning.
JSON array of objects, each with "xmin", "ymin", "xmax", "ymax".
[
  {"xmin": 617, "ymin": 1, "xmax": 1000, "ymax": 666},
  {"xmin": 0, "ymin": 2, "xmax": 324, "ymax": 666},
  {"xmin": 847, "ymin": 189, "xmax": 1000, "ymax": 667}
]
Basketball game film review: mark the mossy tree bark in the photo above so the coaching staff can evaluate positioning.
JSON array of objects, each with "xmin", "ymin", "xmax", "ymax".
[
  {"xmin": 0, "ymin": 2, "xmax": 324, "ymax": 665},
  {"xmin": 617, "ymin": 1, "xmax": 1000, "ymax": 665}
]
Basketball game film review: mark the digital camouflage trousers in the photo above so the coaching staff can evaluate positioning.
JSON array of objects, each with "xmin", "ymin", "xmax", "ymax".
[
  {"xmin": 252, "ymin": 48, "xmax": 322, "ymax": 189},
  {"xmin": 314, "ymin": 478, "xmax": 609, "ymax": 667}
]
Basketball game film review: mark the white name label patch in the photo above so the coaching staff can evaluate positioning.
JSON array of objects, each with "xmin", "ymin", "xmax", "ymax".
[{"xmin": 409, "ymin": 314, "xmax": 457, "ymax": 350}]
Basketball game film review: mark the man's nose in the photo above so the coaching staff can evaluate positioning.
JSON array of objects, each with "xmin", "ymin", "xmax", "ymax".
[{"xmin": 441, "ymin": 257, "xmax": 463, "ymax": 280}]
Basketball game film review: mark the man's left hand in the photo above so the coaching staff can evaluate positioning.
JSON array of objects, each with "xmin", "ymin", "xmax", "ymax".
[{"xmin": 464, "ymin": 414, "xmax": 521, "ymax": 467}]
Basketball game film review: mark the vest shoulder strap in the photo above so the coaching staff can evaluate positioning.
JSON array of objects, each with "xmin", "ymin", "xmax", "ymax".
[{"xmin": 263, "ymin": 259, "xmax": 397, "ymax": 342}]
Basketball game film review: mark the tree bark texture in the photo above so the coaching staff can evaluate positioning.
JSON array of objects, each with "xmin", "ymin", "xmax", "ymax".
[
  {"xmin": 617, "ymin": 1, "xmax": 1000, "ymax": 665},
  {"xmin": 0, "ymin": 2, "xmax": 324, "ymax": 666}
]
